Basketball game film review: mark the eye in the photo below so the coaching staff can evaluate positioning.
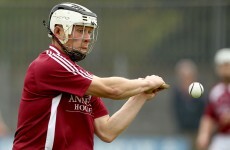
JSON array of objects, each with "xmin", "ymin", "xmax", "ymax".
[
  {"xmin": 77, "ymin": 29, "xmax": 84, "ymax": 33},
  {"xmin": 88, "ymin": 30, "xmax": 93, "ymax": 35}
]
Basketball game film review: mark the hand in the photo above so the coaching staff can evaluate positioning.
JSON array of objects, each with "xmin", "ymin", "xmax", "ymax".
[
  {"xmin": 145, "ymin": 83, "xmax": 170, "ymax": 94},
  {"xmin": 144, "ymin": 75, "xmax": 169, "ymax": 94},
  {"xmin": 145, "ymin": 75, "xmax": 165, "ymax": 89},
  {"xmin": 135, "ymin": 78, "xmax": 158, "ymax": 101}
]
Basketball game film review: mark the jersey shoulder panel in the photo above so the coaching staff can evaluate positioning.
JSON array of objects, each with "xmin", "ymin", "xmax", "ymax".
[
  {"xmin": 209, "ymin": 83, "xmax": 225, "ymax": 103},
  {"xmin": 31, "ymin": 46, "xmax": 93, "ymax": 96}
]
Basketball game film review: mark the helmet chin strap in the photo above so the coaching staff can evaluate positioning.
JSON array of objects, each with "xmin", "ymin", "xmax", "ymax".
[
  {"xmin": 43, "ymin": 20, "xmax": 86, "ymax": 62},
  {"xmin": 64, "ymin": 47, "xmax": 86, "ymax": 62}
]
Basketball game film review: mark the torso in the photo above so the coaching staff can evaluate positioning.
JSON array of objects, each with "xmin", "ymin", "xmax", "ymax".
[
  {"xmin": 205, "ymin": 83, "xmax": 230, "ymax": 134},
  {"xmin": 13, "ymin": 45, "xmax": 108, "ymax": 150}
]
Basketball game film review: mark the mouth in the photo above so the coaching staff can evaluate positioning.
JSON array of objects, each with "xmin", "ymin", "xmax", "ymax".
[
  {"xmin": 81, "ymin": 46, "xmax": 88, "ymax": 50},
  {"xmin": 79, "ymin": 47, "xmax": 88, "ymax": 54}
]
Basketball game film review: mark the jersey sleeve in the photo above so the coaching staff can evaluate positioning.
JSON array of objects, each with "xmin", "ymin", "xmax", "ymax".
[
  {"xmin": 91, "ymin": 97, "xmax": 108, "ymax": 119},
  {"xmin": 33, "ymin": 55, "xmax": 92, "ymax": 97}
]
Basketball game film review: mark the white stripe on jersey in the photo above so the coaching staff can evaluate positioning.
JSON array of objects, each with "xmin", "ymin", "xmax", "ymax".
[
  {"xmin": 52, "ymin": 53, "xmax": 92, "ymax": 80},
  {"xmin": 45, "ymin": 94, "xmax": 62, "ymax": 149},
  {"xmin": 209, "ymin": 83, "xmax": 225, "ymax": 102},
  {"xmin": 51, "ymin": 52, "xmax": 78, "ymax": 74},
  {"xmin": 79, "ymin": 69, "xmax": 91, "ymax": 78},
  {"xmin": 46, "ymin": 50, "xmax": 77, "ymax": 75},
  {"xmin": 50, "ymin": 46, "xmax": 60, "ymax": 55},
  {"xmin": 50, "ymin": 49, "xmax": 92, "ymax": 79},
  {"xmin": 47, "ymin": 46, "xmax": 93, "ymax": 80}
]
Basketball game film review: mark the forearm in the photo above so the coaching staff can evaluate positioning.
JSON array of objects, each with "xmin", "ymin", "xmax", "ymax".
[
  {"xmin": 87, "ymin": 76, "xmax": 161, "ymax": 100},
  {"xmin": 98, "ymin": 95, "xmax": 147, "ymax": 141},
  {"xmin": 196, "ymin": 116, "xmax": 215, "ymax": 149},
  {"xmin": 102, "ymin": 77, "xmax": 152, "ymax": 98},
  {"xmin": 199, "ymin": 116, "xmax": 215, "ymax": 137},
  {"xmin": 110, "ymin": 95, "xmax": 146, "ymax": 128}
]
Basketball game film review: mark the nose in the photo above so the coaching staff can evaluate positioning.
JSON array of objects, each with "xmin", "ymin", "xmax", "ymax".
[{"xmin": 83, "ymin": 32, "xmax": 91, "ymax": 43}]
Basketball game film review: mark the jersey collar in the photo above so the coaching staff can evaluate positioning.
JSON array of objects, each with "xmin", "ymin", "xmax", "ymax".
[{"xmin": 49, "ymin": 44, "xmax": 70, "ymax": 59}]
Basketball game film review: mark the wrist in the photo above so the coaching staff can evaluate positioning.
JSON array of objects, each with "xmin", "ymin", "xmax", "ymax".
[{"xmin": 130, "ymin": 94, "xmax": 148, "ymax": 102}]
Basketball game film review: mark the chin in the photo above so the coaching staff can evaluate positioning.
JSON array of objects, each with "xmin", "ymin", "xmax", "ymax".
[
  {"xmin": 221, "ymin": 77, "xmax": 230, "ymax": 84},
  {"xmin": 73, "ymin": 48, "xmax": 88, "ymax": 54},
  {"xmin": 80, "ymin": 49, "xmax": 88, "ymax": 54}
]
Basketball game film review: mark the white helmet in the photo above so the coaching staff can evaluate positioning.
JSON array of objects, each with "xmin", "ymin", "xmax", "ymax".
[
  {"xmin": 214, "ymin": 48, "xmax": 230, "ymax": 65},
  {"xmin": 47, "ymin": 2, "xmax": 98, "ymax": 62},
  {"xmin": 49, "ymin": 2, "xmax": 98, "ymax": 43}
]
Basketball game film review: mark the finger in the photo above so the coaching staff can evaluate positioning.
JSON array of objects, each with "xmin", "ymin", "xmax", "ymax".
[{"xmin": 144, "ymin": 83, "xmax": 170, "ymax": 94}]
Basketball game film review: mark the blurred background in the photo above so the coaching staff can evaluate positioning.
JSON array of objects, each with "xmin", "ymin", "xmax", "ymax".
[{"xmin": 0, "ymin": 0, "xmax": 230, "ymax": 149}]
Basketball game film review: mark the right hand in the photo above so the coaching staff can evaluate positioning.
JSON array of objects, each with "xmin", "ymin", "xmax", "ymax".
[
  {"xmin": 136, "ymin": 76, "xmax": 164, "ymax": 101},
  {"xmin": 144, "ymin": 75, "xmax": 165, "ymax": 91}
]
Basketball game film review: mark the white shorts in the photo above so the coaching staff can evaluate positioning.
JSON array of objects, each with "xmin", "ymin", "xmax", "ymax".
[{"xmin": 209, "ymin": 134, "xmax": 230, "ymax": 150}]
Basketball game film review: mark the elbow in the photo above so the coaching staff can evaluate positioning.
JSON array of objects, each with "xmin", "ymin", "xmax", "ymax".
[
  {"xmin": 97, "ymin": 130, "xmax": 118, "ymax": 143},
  {"xmin": 105, "ymin": 88, "xmax": 124, "ymax": 100},
  {"xmin": 99, "ymin": 134, "xmax": 117, "ymax": 143}
]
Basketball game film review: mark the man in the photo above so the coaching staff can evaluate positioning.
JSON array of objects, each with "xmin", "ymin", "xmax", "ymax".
[
  {"xmin": 173, "ymin": 59, "xmax": 205, "ymax": 132},
  {"xmin": 172, "ymin": 59, "xmax": 205, "ymax": 149},
  {"xmin": 196, "ymin": 48, "xmax": 230, "ymax": 150},
  {"xmin": 13, "ymin": 2, "xmax": 167, "ymax": 150}
]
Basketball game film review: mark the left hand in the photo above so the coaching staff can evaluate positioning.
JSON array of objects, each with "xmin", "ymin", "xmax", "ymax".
[{"xmin": 133, "ymin": 78, "xmax": 158, "ymax": 101}]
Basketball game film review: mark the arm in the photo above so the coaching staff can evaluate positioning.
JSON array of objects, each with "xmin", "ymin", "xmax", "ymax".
[
  {"xmin": 196, "ymin": 115, "xmax": 216, "ymax": 150},
  {"xmin": 94, "ymin": 91, "xmax": 157, "ymax": 143},
  {"xmin": 85, "ymin": 75, "xmax": 164, "ymax": 100},
  {"xmin": 0, "ymin": 112, "xmax": 8, "ymax": 136}
]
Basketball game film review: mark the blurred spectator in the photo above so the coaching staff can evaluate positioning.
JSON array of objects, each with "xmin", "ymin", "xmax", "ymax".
[
  {"xmin": 0, "ymin": 111, "xmax": 8, "ymax": 137},
  {"xmin": 196, "ymin": 48, "xmax": 230, "ymax": 150},
  {"xmin": 172, "ymin": 59, "xmax": 205, "ymax": 132},
  {"xmin": 172, "ymin": 59, "xmax": 206, "ymax": 149}
]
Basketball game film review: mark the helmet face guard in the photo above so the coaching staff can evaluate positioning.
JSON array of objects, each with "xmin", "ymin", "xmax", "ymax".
[
  {"xmin": 48, "ymin": 2, "xmax": 98, "ymax": 62},
  {"xmin": 65, "ymin": 24, "xmax": 98, "ymax": 55}
]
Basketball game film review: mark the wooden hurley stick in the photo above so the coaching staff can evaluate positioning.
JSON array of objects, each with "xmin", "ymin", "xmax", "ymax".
[{"xmin": 145, "ymin": 83, "xmax": 170, "ymax": 94}]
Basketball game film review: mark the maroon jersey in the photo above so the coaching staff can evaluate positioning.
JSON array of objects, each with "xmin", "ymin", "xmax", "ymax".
[
  {"xmin": 13, "ymin": 45, "xmax": 108, "ymax": 150},
  {"xmin": 204, "ymin": 83, "xmax": 230, "ymax": 134}
]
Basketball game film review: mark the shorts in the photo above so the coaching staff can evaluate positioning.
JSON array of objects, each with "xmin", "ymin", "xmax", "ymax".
[{"xmin": 209, "ymin": 134, "xmax": 230, "ymax": 150}]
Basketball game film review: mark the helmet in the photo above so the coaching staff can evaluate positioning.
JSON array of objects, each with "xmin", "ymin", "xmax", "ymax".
[
  {"xmin": 48, "ymin": 2, "xmax": 97, "ymax": 43},
  {"xmin": 47, "ymin": 2, "xmax": 98, "ymax": 62},
  {"xmin": 214, "ymin": 48, "xmax": 230, "ymax": 65}
]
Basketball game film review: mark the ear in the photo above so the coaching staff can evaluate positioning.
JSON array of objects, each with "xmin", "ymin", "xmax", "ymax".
[{"xmin": 53, "ymin": 25, "xmax": 65, "ymax": 40}]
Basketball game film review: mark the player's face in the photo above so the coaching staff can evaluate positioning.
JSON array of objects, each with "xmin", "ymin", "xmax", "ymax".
[
  {"xmin": 216, "ymin": 63, "xmax": 230, "ymax": 83},
  {"xmin": 66, "ymin": 25, "xmax": 94, "ymax": 54}
]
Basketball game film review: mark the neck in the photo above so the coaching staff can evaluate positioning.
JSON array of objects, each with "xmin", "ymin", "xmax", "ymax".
[
  {"xmin": 52, "ymin": 40, "xmax": 66, "ymax": 53},
  {"xmin": 51, "ymin": 40, "xmax": 86, "ymax": 62}
]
